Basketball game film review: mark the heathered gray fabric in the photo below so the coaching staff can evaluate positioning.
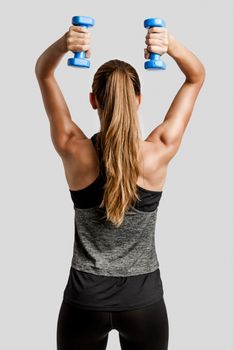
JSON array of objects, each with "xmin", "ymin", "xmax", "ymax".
[{"xmin": 71, "ymin": 205, "xmax": 160, "ymax": 277}]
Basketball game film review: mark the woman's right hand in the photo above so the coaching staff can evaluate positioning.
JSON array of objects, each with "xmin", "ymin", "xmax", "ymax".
[
  {"xmin": 144, "ymin": 27, "xmax": 171, "ymax": 58},
  {"xmin": 65, "ymin": 25, "xmax": 91, "ymax": 57}
]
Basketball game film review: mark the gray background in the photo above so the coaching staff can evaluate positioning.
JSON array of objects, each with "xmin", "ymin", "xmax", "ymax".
[{"xmin": 1, "ymin": 0, "xmax": 233, "ymax": 349}]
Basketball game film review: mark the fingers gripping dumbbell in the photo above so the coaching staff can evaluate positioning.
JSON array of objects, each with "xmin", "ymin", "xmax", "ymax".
[
  {"xmin": 144, "ymin": 18, "xmax": 166, "ymax": 70},
  {"xmin": 67, "ymin": 16, "xmax": 95, "ymax": 68}
]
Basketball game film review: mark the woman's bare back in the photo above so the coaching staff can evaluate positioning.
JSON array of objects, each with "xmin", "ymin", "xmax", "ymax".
[{"xmin": 61, "ymin": 137, "xmax": 174, "ymax": 193}]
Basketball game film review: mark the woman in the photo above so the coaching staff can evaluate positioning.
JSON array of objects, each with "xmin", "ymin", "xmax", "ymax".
[{"xmin": 35, "ymin": 22, "xmax": 205, "ymax": 350}]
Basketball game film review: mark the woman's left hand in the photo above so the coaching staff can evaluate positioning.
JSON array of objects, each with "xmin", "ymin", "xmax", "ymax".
[{"xmin": 65, "ymin": 26, "xmax": 91, "ymax": 57}]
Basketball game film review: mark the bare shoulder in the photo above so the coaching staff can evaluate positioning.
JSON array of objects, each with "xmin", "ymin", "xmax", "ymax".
[
  {"xmin": 141, "ymin": 136, "xmax": 178, "ymax": 168},
  {"xmin": 59, "ymin": 134, "xmax": 179, "ymax": 192},
  {"xmin": 138, "ymin": 138, "xmax": 178, "ymax": 191},
  {"xmin": 61, "ymin": 136, "xmax": 96, "ymax": 162},
  {"xmin": 59, "ymin": 137, "xmax": 99, "ymax": 190}
]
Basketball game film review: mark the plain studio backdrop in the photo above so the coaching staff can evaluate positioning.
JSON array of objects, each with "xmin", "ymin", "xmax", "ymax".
[{"xmin": 0, "ymin": 0, "xmax": 232, "ymax": 349}]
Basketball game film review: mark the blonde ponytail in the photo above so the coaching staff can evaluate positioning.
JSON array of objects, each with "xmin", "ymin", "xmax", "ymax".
[{"xmin": 92, "ymin": 59, "xmax": 142, "ymax": 227}]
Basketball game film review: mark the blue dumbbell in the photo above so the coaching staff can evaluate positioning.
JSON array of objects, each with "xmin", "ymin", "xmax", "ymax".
[
  {"xmin": 67, "ymin": 16, "xmax": 95, "ymax": 68},
  {"xmin": 144, "ymin": 18, "xmax": 166, "ymax": 70}
]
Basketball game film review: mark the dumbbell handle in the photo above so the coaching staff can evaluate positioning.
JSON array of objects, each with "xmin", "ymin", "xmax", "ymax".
[{"xmin": 73, "ymin": 23, "xmax": 88, "ymax": 59}]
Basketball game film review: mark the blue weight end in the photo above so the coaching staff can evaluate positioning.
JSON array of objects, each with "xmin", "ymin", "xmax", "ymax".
[
  {"xmin": 145, "ymin": 60, "xmax": 166, "ymax": 70},
  {"xmin": 67, "ymin": 57, "xmax": 90, "ymax": 68},
  {"xmin": 72, "ymin": 16, "xmax": 95, "ymax": 27},
  {"xmin": 144, "ymin": 18, "xmax": 166, "ymax": 28}
]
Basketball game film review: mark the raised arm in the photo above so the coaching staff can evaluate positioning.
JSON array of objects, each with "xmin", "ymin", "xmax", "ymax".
[
  {"xmin": 35, "ymin": 26, "xmax": 91, "ymax": 155},
  {"xmin": 145, "ymin": 28, "xmax": 206, "ymax": 160}
]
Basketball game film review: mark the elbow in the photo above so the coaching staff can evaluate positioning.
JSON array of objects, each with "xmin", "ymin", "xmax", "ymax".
[
  {"xmin": 194, "ymin": 57, "xmax": 206, "ymax": 83},
  {"xmin": 35, "ymin": 59, "xmax": 42, "ymax": 79},
  {"xmin": 199, "ymin": 64, "xmax": 206, "ymax": 83},
  {"xmin": 186, "ymin": 64, "xmax": 206, "ymax": 85},
  {"xmin": 186, "ymin": 72, "xmax": 206, "ymax": 85},
  {"xmin": 35, "ymin": 60, "xmax": 53, "ymax": 80},
  {"xmin": 34, "ymin": 57, "xmax": 47, "ymax": 80}
]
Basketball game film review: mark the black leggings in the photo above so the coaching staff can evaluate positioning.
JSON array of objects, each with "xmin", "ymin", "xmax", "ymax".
[{"xmin": 57, "ymin": 296, "xmax": 169, "ymax": 350}]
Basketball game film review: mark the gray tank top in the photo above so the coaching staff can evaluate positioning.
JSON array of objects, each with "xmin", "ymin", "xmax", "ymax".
[
  {"xmin": 70, "ymin": 133, "xmax": 163, "ymax": 277},
  {"xmin": 71, "ymin": 204, "xmax": 160, "ymax": 276}
]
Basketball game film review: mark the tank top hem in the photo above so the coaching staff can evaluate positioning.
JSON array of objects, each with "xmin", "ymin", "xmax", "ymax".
[
  {"xmin": 71, "ymin": 262, "xmax": 160, "ymax": 277},
  {"xmin": 62, "ymin": 292, "xmax": 164, "ymax": 312}
]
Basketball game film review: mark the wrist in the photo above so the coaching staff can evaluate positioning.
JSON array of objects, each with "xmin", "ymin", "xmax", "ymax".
[
  {"xmin": 167, "ymin": 34, "xmax": 177, "ymax": 56},
  {"xmin": 57, "ymin": 32, "xmax": 69, "ymax": 54}
]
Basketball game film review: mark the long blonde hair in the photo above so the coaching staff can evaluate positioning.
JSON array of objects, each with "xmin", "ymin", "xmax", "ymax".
[{"xmin": 92, "ymin": 59, "xmax": 142, "ymax": 227}]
